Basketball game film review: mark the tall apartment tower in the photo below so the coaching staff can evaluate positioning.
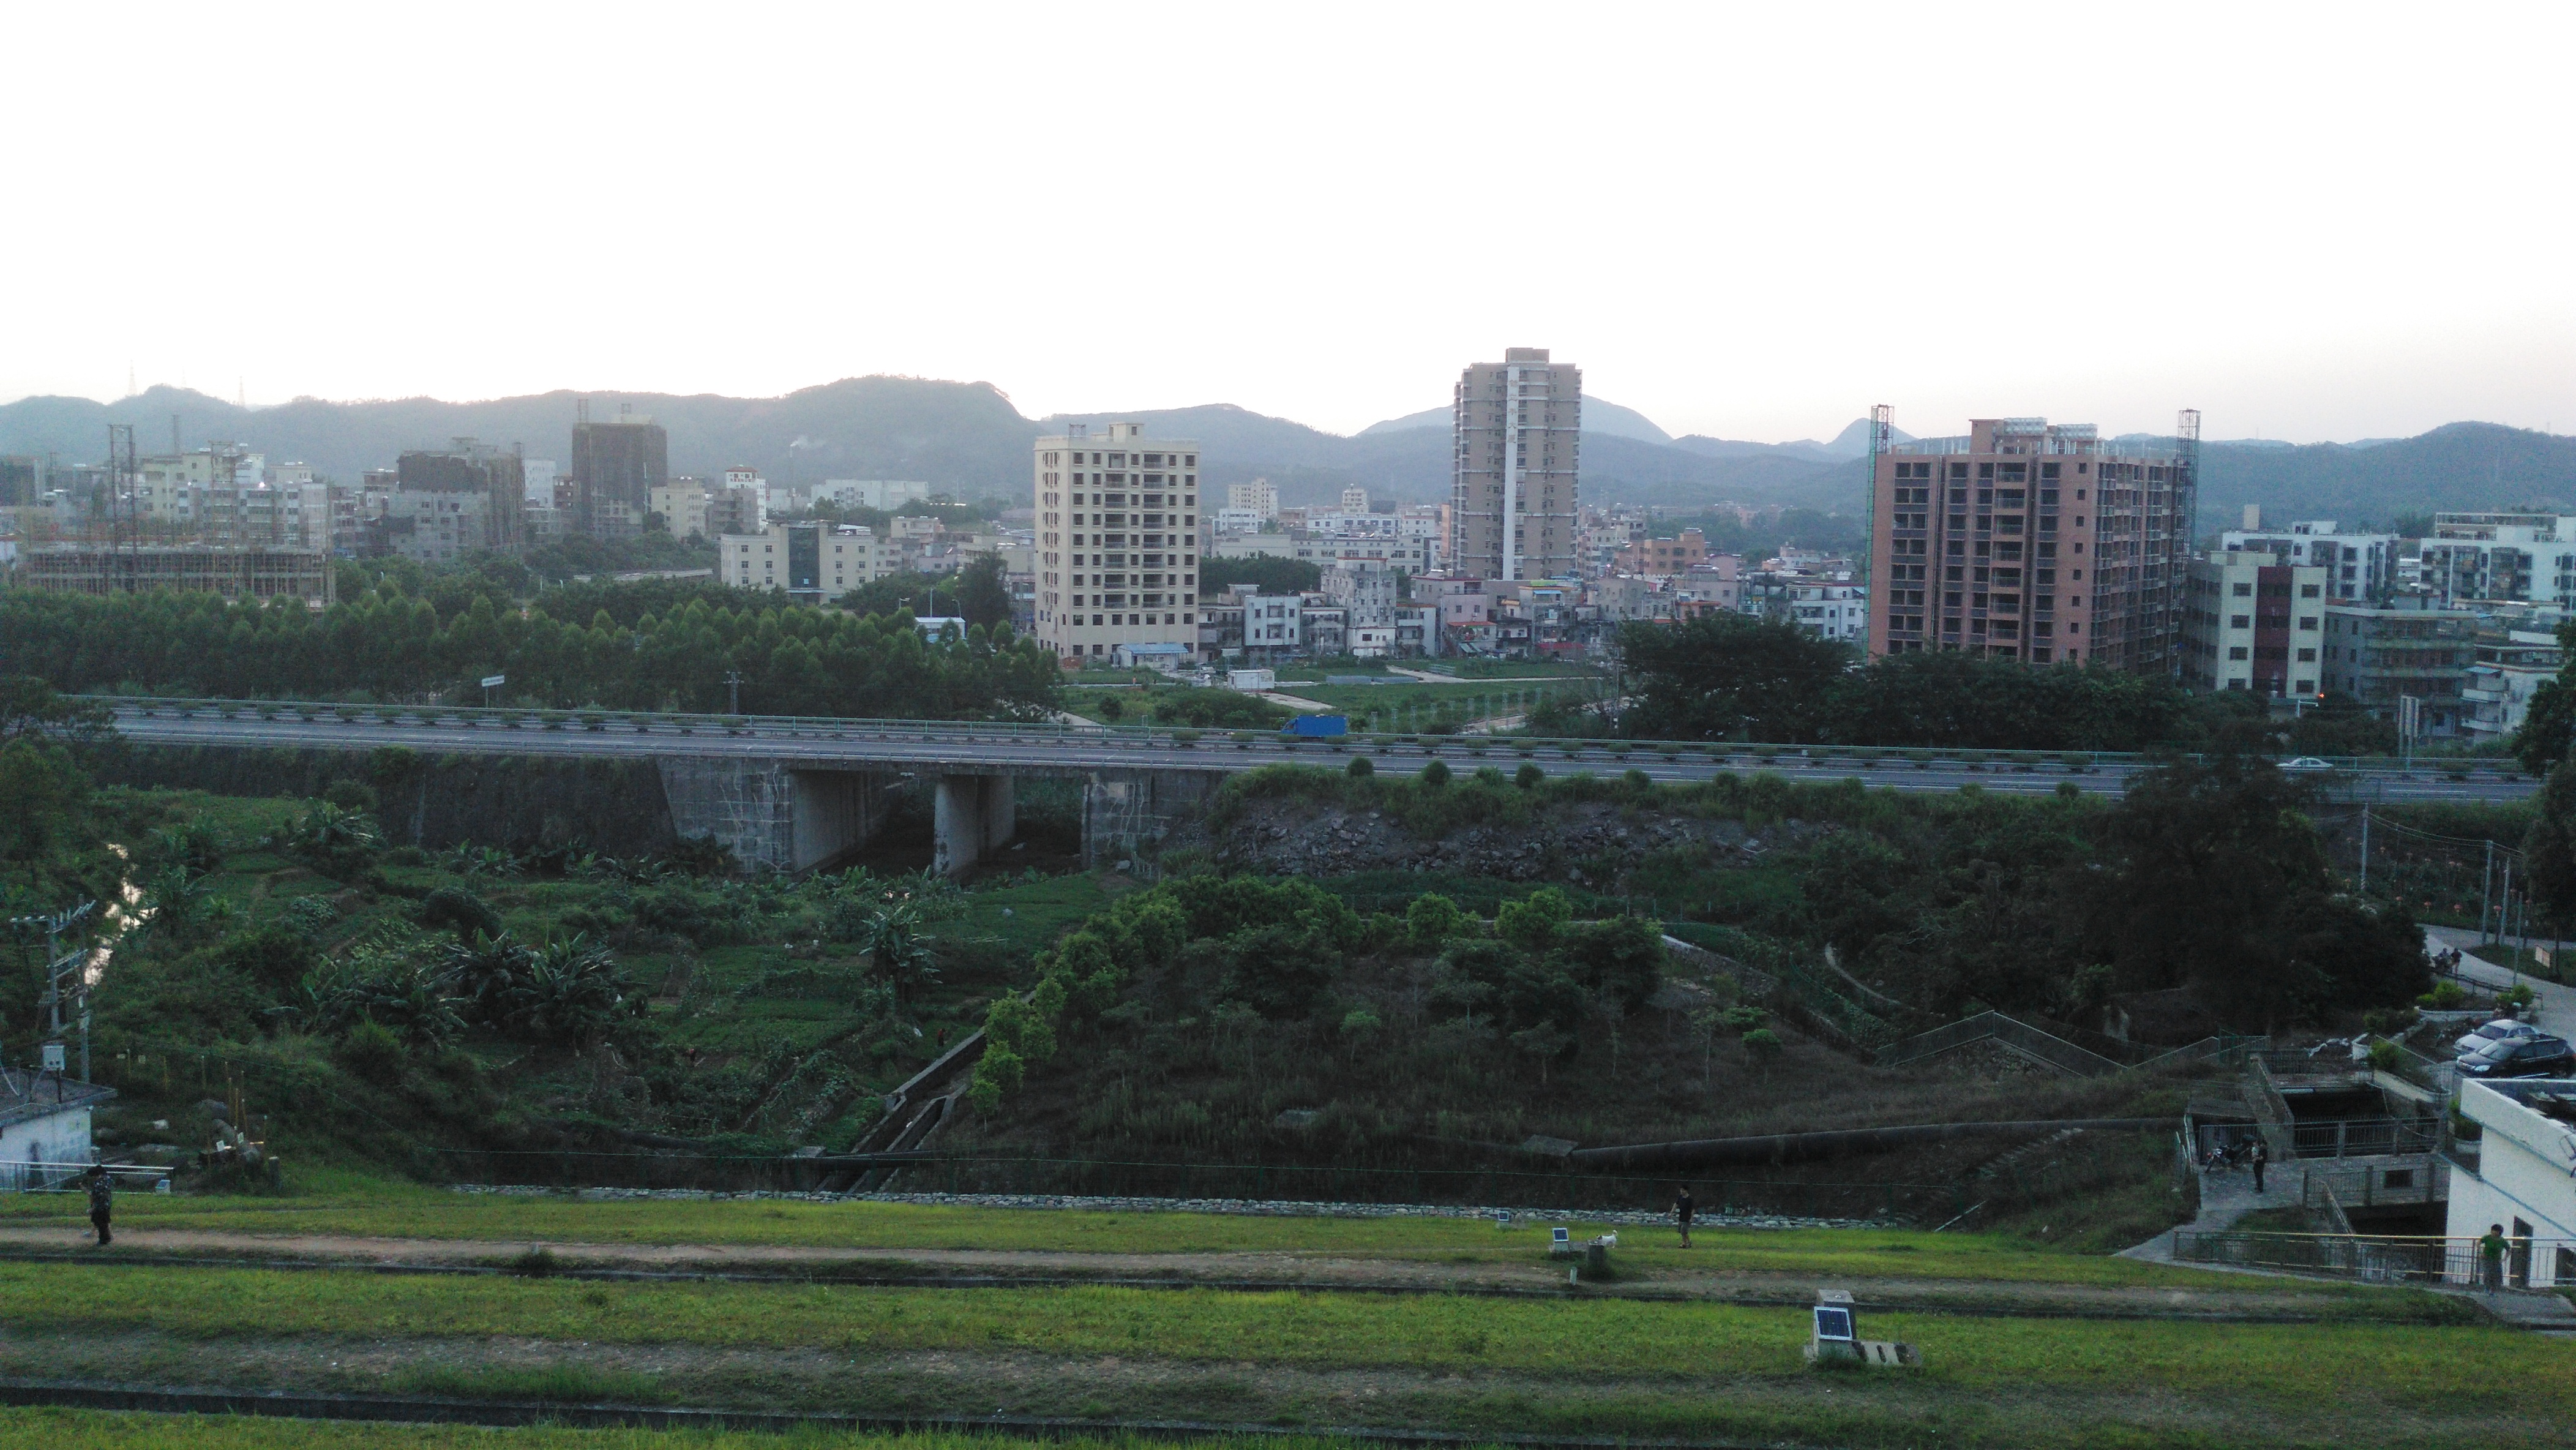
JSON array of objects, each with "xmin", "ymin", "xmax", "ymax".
[
  {"xmin": 568, "ymin": 401, "xmax": 669, "ymax": 538},
  {"xmin": 1866, "ymin": 415, "xmax": 2197, "ymax": 674},
  {"xmin": 1450, "ymin": 348, "xmax": 1579, "ymax": 580},
  {"xmin": 1036, "ymin": 422, "xmax": 1203, "ymax": 663}
]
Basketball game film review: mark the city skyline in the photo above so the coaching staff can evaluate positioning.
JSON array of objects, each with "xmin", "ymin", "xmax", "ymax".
[{"xmin": 4, "ymin": 5, "xmax": 2572, "ymax": 446}]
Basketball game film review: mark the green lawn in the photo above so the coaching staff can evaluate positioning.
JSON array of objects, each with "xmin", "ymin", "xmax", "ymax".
[
  {"xmin": 0, "ymin": 1263, "xmax": 2547, "ymax": 1416},
  {"xmin": 0, "ymin": 1412, "xmax": 1278, "ymax": 1450},
  {"xmin": 0, "ymin": 1186, "xmax": 2373, "ymax": 1292}
]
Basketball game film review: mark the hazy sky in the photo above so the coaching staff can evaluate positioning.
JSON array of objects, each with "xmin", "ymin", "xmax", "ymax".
[{"xmin": 7, "ymin": 3, "xmax": 2571, "ymax": 445}]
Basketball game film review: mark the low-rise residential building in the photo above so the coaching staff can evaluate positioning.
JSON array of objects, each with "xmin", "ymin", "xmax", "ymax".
[
  {"xmin": 2320, "ymin": 595, "xmax": 2475, "ymax": 735},
  {"xmin": 719, "ymin": 521, "xmax": 905, "ymax": 603},
  {"xmin": 2419, "ymin": 513, "xmax": 2576, "ymax": 608},
  {"xmin": 1324, "ymin": 563, "xmax": 1398, "ymax": 629},
  {"xmin": 2463, "ymin": 623, "xmax": 2564, "ymax": 743},
  {"xmin": 1238, "ymin": 590, "xmax": 1304, "ymax": 661},
  {"xmin": 811, "ymin": 479, "xmax": 934, "ymax": 512},
  {"xmin": 1614, "ymin": 528, "xmax": 1710, "ymax": 576},
  {"xmin": 2181, "ymin": 557, "xmax": 2330, "ymax": 696},
  {"xmin": 2445, "ymin": 1078, "xmax": 2576, "ymax": 1289},
  {"xmin": 388, "ymin": 440, "xmax": 526, "ymax": 564},
  {"xmin": 651, "ymin": 478, "xmax": 710, "ymax": 538},
  {"xmin": 2220, "ymin": 518, "xmax": 2400, "ymax": 603}
]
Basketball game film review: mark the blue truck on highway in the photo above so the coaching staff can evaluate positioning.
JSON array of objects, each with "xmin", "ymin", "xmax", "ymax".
[{"xmin": 1281, "ymin": 715, "xmax": 1349, "ymax": 739}]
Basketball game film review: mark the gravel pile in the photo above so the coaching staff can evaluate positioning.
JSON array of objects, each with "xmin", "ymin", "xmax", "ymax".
[{"xmin": 448, "ymin": 1181, "xmax": 1878, "ymax": 1229}]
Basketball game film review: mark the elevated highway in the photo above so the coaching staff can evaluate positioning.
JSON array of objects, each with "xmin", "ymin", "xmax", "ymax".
[{"xmin": 93, "ymin": 697, "xmax": 2537, "ymax": 875}]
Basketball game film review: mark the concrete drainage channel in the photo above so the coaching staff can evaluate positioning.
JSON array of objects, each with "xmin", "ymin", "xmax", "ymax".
[{"xmin": 0, "ymin": 1379, "xmax": 1794, "ymax": 1450}]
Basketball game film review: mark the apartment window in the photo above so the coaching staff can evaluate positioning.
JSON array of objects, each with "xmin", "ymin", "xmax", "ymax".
[
  {"xmin": 2233, "ymin": 582, "xmax": 2252, "ymax": 596},
  {"xmin": 2231, "ymin": 614, "xmax": 2250, "ymax": 628}
]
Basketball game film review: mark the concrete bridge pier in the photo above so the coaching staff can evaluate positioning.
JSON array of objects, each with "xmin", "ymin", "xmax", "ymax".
[
  {"xmin": 932, "ymin": 773, "xmax": 1016, "ymax": 879},
  {"xmin": 658, "ymin": 757, "xmax": 894, "ymax": 873}
]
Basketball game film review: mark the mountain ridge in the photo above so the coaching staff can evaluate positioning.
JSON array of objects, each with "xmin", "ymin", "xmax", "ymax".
[{"xmin": 4, "ymin": 379, "xmax": 2569, "ymax": 526}]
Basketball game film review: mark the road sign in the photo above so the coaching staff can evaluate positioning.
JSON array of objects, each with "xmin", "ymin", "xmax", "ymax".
[
  {"xmin": 40, "ymin": 1043, "xmax": 64, "ymax": 1072},
  {"xmin": 481, "ymin": 675, "xmax": 507, "ymax": 689}
]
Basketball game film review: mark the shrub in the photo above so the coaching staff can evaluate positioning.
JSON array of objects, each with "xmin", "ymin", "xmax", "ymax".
[
  {"xmin": 211, "ymin": 925, "xmax": 324, "ymax": 999},
  {"xmin": 323, "ymin": 779, "xmax": 380, "ymax": 814},
  {"xmin": 1420, "ymin": 759, "xmax": 1451, "ymax": 787},
  {"xmin": 1623, "ymin": 768, "xmax": 1652, "ymax": 792},
  {"xmin": 420, "ymin": 886, "xmax": 505, "ymax": 941},
  {"xmin": 1404, "ymin": 893, "xmax": 1467, "ymax": 951},
  {"xmin": 1496, "ymin": 887, "xmax": 1572, "ymax": 951},
  {"xmin": 332, "ymin": 1018, "xmax": 407, "ymax": 1084},
  {"xmin": 1346, "ymin": 755, "xmax": 1374, "ymax": 778},
  {"xmin": 1515, "ymin": 762, "xmax": 1545, "ymax": 790},
  {"xmin": 1742, "ymin": 1026, "xmax": 1784, "ymax": 1062}
]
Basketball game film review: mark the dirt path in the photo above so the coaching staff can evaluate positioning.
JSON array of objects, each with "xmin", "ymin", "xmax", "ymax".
[{"xmin": 0, "ymin": 1226, "xmax": 2422, "ymax": 1320}]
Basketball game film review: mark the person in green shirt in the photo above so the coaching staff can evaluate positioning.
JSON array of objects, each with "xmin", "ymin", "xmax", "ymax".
[{"xmin": 2479, "ymin": 1223, "xmax": 2507, "ymax": 1290}]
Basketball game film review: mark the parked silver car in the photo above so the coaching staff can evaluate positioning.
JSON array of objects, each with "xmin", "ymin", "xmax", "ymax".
[{"xmin": 2455, "ymin": 1018, "xmax": 2545, "ymax": 1059}]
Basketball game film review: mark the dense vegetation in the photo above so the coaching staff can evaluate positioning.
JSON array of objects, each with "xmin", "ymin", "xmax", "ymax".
[
  {"xmin": 0, "ymin": 580, "xmax": 1060, "ymax": 718},
  {"xmin": 1603, "ymin": 612, "xmax": 2400, "ymax": 754},
  {"xmin": 1196, "ymin": 756, "xmax": 2425, "ymax": 1034}
]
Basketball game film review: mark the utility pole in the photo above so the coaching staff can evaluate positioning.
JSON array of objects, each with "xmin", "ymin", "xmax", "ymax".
[
  {"xmin": 12, "ymin": 903, "xmax": 95, "ymax": 1084},
  {"xmin": 724, "ymin": 670, "xmax": 743, "ymax": 715},
  {"xmin": 2358, "ymin": 808, "xmax": 2370, "ymax": 893},
  {"xmin": 2482, "ymin": 840, "xmax": 2496, "ymax": 943}
]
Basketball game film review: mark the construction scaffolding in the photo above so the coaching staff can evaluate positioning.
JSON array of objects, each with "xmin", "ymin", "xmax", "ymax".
[{"xmin": 17, "ymin": 544, "xmax": 335, "ymax": 605}]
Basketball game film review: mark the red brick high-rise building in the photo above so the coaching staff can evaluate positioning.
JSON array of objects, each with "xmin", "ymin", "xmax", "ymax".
[{"xmin": 1866, "ymin": 414, "xmax": 2197, "ymax": 674}]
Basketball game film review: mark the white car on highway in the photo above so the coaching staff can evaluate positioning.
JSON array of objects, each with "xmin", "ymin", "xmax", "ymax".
[{"xmin": 2278, "ymin": 756, "xmax": 2335, "ymax": 772}]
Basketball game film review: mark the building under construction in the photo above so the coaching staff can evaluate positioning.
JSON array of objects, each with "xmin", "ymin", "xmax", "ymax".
[
  {"xmin": 388, "ymin": 439, "xmax": 528, "ymax": 563},
  {"xmin": 17, "ymin": 544, "xmax": 335, "ymax": 606},
  {"xmin": 569, "ymin": 402, "xmax": 668, "ymax": 538}
]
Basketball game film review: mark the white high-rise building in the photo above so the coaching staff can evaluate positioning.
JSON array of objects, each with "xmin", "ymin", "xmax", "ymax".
[{"xmin": 1036, "ymin": 423, "xmax": 1202, "ymax": 663}]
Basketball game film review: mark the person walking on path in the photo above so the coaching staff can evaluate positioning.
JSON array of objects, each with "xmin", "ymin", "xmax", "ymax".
[
  {"xmin": 2249, "ymin": 1140, "xmax": 2267, "ymax": 1195},
  {"xmin": 1673, "ymin": 1185, "xmax": 1695, "ymax": 1249},
  {"xmin": 83, "ymin": 1166, "xmax": 111, "ymax": 1247},
  {"xmin": 2480, "ymin": 1223, "xmax": 2508, "ymax": 1290}
]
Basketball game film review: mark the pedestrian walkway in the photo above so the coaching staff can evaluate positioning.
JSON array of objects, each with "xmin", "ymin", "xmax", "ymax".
[{"xmin": 2117, "ymin": 1156, "xmax": 2293, "ymax": 1264}]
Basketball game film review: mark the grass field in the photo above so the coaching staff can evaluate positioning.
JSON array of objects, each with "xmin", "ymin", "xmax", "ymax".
[
  {"xmin": 0, "ymin": 1414, "xmax": 1291, "ymax": 1450},
  {"xmin": 0, "ymin": 1185, "xmax": 2422, "ymax": 1298},
  {"xmin": 0, "ymin": 1263, "xmax": 2548, "ymax": 1407}
]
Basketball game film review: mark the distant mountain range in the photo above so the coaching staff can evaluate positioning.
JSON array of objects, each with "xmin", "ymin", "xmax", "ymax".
[{"xmin": 3, "ymin": 379, "xmax": 2570, "ymax": 531}]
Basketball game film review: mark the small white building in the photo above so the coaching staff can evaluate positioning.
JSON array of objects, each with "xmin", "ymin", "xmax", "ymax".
[
  {"xmin": 0, "ymin": 1070, "xmax": 112, "ymax": 1190},
  {"xmin": 2446, "ymin": 1078, "xmax": 2576, "ymax": 1288},
  {"xmin": 1226, "ymin": 667, "xmax": 1276, "ymax": 691}
]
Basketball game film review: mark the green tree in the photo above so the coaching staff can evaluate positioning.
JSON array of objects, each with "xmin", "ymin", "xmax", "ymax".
[
  {"xmin": 0, "ymin": 738, "xmax": 87, "ymax": 886},
  {"xmin": 2521, "ymin": 761, "xmax": 2576, "ymax": 944},
  {"xmin": 2518, "ymin": 619, "xmax": 2576, "ymax": 773},
  {"xmin": 1614, "ymin": 613, "xmax": 1851, "ymax": 742}
]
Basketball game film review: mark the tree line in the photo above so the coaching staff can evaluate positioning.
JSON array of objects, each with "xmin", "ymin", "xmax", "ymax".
[
  {"xmin": 1607, "ymin": 613, "xmax": 2397, "ymax": 754},
  {"xmin": 0, "ymin": 582, "xmax": 1063, "ymax": 719}
]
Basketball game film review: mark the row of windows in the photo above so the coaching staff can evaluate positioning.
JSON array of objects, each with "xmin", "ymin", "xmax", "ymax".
[{"xmin": 1041, "ymin": 452, "xmax": 1198, "ymax": 468}]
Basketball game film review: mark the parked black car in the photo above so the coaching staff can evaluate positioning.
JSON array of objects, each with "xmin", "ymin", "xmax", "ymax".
[{"xmin": 2457, "ymin": 1034, "xmax": 2576, "ymax": 1079}]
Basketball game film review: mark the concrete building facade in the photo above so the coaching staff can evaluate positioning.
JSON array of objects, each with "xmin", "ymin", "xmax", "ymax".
[
  {"xmin": 389, "ymin": 440, "xmax": 527, "ymax": 563},
  {"xmin": 720, "ymin": 520, "xmax": 905, "ymax": 603},
  {"xmin": 2180, "ymin": 558, "xmax": 2329, "ymax": 696},
  {"xmin": 2445, "ymin": 1078, "xmax": 2576, "ymax": 1289},
  {"xmin": 2419, "ymin": 513, "xmax": 2576, "ymax": 608},
  {"xmin": 2321, "ymin": 598, "xmax": 2475, "ymax": 735},
  {"xmin": 2219, "ymin": 519, "xmax": 2400, "ymax": 603},
  {"xmin": 1035, "ymin": 423, "xmax": 1202, "ymax": 663},
  {"xmin": 1450, "ymin": 348, "xmax": 1579, "ymax": 582},
  {"xmin": 1866, "ymin": 416, "xmax": 2197, "ymax": 674}
]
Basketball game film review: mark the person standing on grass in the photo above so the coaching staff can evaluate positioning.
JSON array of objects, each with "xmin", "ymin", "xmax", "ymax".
[
  {"xmin": 83, "ymin": 1166, "xmax": 111, "ymax": 1247},
  {"xmin": 2249, "ymin": 1140, "xmax": 2267, "ymax": 1195},
  {"xmin": 2481, "ymin": 1224, "xmax": 2507, "ymax": 1290},
  {"xmin": 1673, "ymin": 1185, "xmax": 1695, "ymax": 1248}
]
